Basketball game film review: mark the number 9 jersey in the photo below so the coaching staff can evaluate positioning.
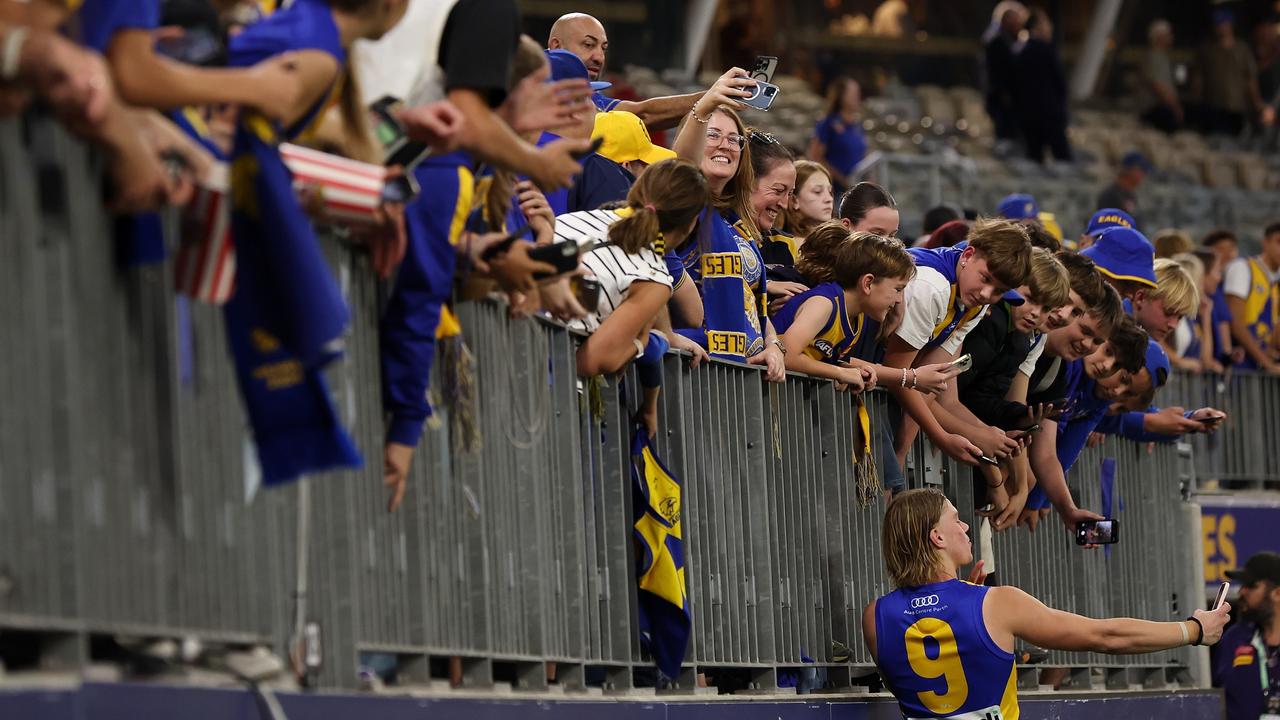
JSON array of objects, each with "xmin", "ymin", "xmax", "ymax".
[{"xmin": 875, "ymin": 578, "xmax": 1019, "ymax": 720}]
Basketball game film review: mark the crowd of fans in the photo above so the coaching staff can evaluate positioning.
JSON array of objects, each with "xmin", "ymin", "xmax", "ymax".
[{"xmin": 3, "ymin": 0, "xmax": 1278, "ymax": 521}]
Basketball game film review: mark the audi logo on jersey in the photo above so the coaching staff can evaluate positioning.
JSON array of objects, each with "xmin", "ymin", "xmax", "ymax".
[{"xmin": 910, "ymin": 594, "xmax": 940, "ymax": 609}]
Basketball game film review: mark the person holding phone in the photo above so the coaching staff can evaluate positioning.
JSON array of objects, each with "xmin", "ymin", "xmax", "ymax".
[
  {"xmin": 545, "ymin": 12, "xmax": 705, "ymax": 129},
  {"xmin": 557, "ymin": 159, "xmax": 712, "ymax": 437},
  {"xmin": 881, "ymin": 219, "xmax": 1033, "ymax": 471},
  {"xmin": 952, "ymin": 247, "xmax": 1071, "ymax": 529},
  {"xmin": 668, "ymin": 68, "xmax": 785, "ymax": 382},
  {"xmin": 864, "ymin": 488, "xmax": 1231, "ymax": 720},
  {"xmin": 774, "ymin": 224, "xmax": 963, "ymax": 394},
  {"xmin": 1215, "ymin": 552, "xmax": 1280, "ymax": 720}
]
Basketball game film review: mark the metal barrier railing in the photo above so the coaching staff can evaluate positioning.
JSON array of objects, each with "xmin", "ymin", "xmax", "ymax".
[
  {"xmin": 0, "ymin": 115, "xmax": 1211, "ymax": 693},
  {"xmin": 1162, "ymin": 370, "xmax": 1280, "ymax": 490}
]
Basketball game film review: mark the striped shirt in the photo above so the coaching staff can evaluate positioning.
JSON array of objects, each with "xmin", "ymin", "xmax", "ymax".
[{"xmin": 554, "ymin": 209, "xmax": 674, "ymax": 333}]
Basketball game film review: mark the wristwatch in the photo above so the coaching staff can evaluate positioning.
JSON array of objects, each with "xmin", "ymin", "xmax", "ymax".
[{"xmin": 771, "ymin": 338, "xmax": 787, "ymax": 355}]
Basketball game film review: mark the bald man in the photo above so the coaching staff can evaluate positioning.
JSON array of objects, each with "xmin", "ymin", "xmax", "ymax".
[{"xmin": 547, "ymin": 12, "xmax": 703, "ymax": 131}]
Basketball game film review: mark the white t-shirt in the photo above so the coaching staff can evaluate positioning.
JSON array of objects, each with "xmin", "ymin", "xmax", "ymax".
[
  {"xmin": 1018, "ymin": 332, "xmax": 1047, "ymax": 377},
  {"xmin": 896, "ymin": 266, "xmax": 988, "ymax": 354},
  {"xmin": 1173, "ymin": 316, "xmax": 1195, "ymax": 357},
  {"xmin": 1223, "ymin": 256, "xmax": 1280, "ymax": 300},
  {"xmin": 554, "ymin": 210, "xmax": 673, "ymax": 333}
]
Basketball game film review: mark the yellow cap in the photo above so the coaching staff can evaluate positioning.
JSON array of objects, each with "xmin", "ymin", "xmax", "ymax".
[
  {"xmin": 591, "ymin": 111, "xmax": 677, "ymax": 166},
  {"xmin": 1037, "ymin": 211, "xmax": 1063, "ymax": 243}
]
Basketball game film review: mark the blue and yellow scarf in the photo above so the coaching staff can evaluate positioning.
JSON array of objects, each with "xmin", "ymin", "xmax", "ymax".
[{"xmin": 669, "ymin": 209, "xmax": 766, "ymax": 361}]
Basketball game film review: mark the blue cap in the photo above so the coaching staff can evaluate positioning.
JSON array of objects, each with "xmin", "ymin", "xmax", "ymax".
[
  {"xmin": 1081, "ymin": 226, "xmax": 1157, "ymax": 288},
  {"xmin": 544, "ymin": 49, "xmax": 612, "ymax": 91},
  {"xmin": 1145, "ymin": 340, "xmax": 1170, "ymax": 389},
  {"xmin": 997, "ymin": 193, "xmax": 1039, "ymax": 220},
  {"xmin": 1002, "ymin": 288, "xmax": 1026, "ymax": 306},
  {"xmin": 1213, "ymin": 8, "xmax": 1234, "ymax": 26},
  {"xmin": 1084, "ymin": 208, "xmax": 1136, "ymax": 236},
  {"xmin": 1120, "ymin": 151, "xmax": 1153, "ymax": 172}
]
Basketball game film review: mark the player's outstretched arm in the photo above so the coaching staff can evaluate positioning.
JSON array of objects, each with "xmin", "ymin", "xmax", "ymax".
[{"xmin": 986, "ymin": 585, "xmax": 1230, "ymax": 654}]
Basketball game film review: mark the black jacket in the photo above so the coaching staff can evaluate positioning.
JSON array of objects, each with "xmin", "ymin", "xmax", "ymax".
[{"xmin": 958, "ymin": 301, "xmax": 1035, "ymax": 429}]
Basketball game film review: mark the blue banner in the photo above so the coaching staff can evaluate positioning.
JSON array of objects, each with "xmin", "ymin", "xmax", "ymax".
[{"xmin": 1201, "ymin": 496, "xmax": 1280, "ymax": 589}]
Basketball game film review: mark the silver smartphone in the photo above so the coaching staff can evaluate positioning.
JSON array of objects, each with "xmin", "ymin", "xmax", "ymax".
[
  {"xmin": 950, "ymin": 353, "xmax": 974, "ymax": 374},
  {"xmin": 742, "ymin": 80, "xmax": 780, "ymax": 111}
]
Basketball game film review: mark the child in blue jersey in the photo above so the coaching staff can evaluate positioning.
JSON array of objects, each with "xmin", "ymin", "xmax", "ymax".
[
  {"xmin": 883, "ymin": 218, "xmax": 1033, "ymax": 470},
  {"xmin": 72, "ymin": 0, "xmax": 301, "ymax": 120},
  {"xmin": 775, "ymin": 224, "xmax": 961, "ymax": 394},
  {"xmin": 1020, "ymin": 318, "xmax": 1148, "ymax": 519},
  {"xmin": 865, "ymin": 488, "xmax": 1230, "ymax": 720}
]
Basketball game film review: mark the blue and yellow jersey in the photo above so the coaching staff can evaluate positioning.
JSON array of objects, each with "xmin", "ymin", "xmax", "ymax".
[
  {"xmin": 772, "ymin": 282, "xmax": 864, "ymax": 363},
  {"xmin": 1238, "ymin": 257, "xmax": 1280, "ymax": 362},
  {"xmin": 875, "ymin": 578, "xmax": 1018, "ymax": 720},
  {"xmin": 228, "ymin": 0, "xmax": 346, "ymax": 143},
  {"xmin": 909, "ymin": 244, "xmax": 985, "ymax": 352}
]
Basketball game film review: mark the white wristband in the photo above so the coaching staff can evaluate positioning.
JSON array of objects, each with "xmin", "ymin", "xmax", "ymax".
[
  {"xmin": 1, "ymin": 27, "xmax": 29, "ymax": 82},
  {"xmin": 1178, "ymin": 620, "xmax": 1189, "ymax": 645}
]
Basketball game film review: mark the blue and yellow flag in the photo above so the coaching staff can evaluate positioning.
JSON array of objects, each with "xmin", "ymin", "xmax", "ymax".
[
  {"xmin": 631, "ymin": 430, "xmax": 690, "ymax": 679},
  {"xmin": 222, "ymin": 116, "xmax": 361, "ymax": 485}
]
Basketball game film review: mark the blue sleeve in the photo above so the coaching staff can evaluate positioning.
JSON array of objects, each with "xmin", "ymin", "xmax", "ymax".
[
  {"xmin": 381, "ymin": 157, "xmax": 471, "ymax": 447},
  {"xmin": 592, "ymin": 92, "xmax": 621, "ymax": 111},
  {"xmin": 1094, "ymin": 414, "xmax": 1120, "ymax": 435},
  {"xmin": 664, "ymin": 255, "xmax": 689, "ymax": 291},
  {"xmin": 568, "ymin": 156, "xmax": 632, "ymax": 213},
  {"xmin": 1056, "ymin": 408, "xmax": 1105, "ymax": 474},
  {"xmin": 228, "ymin": 0, "xmax": 344, "ymax": 67},
  {"xmin": 1103, "ymin": 406, "xmax": 1186, "ymax": 442},
  {"xmin": 75, "ymin": 0, "xmax": 160, "ymax": 53}
]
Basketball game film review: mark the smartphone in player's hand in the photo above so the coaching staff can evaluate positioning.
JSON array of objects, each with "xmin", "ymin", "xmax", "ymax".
[
  {"xmin": 1075, "ymin": 518, "xmax": 1119, "ymax": 545},
  {"xmin": 1212, "ymin": 581, "xmax": 1230, "ymax": 610}
]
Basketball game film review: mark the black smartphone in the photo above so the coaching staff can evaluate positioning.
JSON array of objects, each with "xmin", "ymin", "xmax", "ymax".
[
  {"xmin": 1075, "ymin": 518, "xmax": 1119, "ymax": 545},
  {"xmin": 571, "ymin": 136, "xmax": 605, "ymax": 160},
  {"xmin": 529, "ymin": 239, "xmax": 582, "ymax": 280},
  {"xmin": 479, "ymin": 222, "xmax": 533, "ymax": 262},
  {"xmin": 1197, "ymin": 413, "xmax": 1225, "ymax": 424},
  {"xmin": 1022, "ymin": 423, "xmax": 1042, "ymax": 434},
  {"xmin": 370, "ymin": 95, "xmax": 429, "ymax": 168},
  {"xmin": 380, "ymin": 173, "xmax": 420, "ymax": 204},
  {"xmin": 749, "ymin": 55, "xmax": 779, "ymax": 84},
  {"xmin": 571, "ymin": 274, "xmax": 601, "ymax": 310}
]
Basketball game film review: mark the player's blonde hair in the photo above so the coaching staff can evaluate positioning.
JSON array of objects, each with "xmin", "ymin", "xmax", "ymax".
[{"xmin": 882, "ymin": 489, "xmax": 950, "ymax": 588}]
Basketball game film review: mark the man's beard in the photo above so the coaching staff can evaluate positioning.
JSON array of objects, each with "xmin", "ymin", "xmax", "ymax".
[{"xmin": 1242, "ymin": 604, "xmax": 1274, "ymax": 627}]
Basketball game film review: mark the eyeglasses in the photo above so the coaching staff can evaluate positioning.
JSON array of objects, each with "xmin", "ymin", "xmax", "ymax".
[
  {"xmin": 749, "ymin": 129, "xmax": 779, "ymax": 145},
  {"xmin": 705, "ymin": 128, "xmax": 745, "ymax": 150}
]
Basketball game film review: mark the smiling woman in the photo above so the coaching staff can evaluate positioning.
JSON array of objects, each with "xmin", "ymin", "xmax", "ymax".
[{"xmin": 665, "ymin": 67, "xmax": 786, "ymax": 381}]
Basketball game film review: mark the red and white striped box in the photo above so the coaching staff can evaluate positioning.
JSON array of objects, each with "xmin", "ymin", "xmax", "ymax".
[
  {"xmin": 176, "ymin": 147, "xmax": 389, "ymax": 304},
  {"xmin": 279, "ymin": 142, "xmax": 387, "ymax": 225}
]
